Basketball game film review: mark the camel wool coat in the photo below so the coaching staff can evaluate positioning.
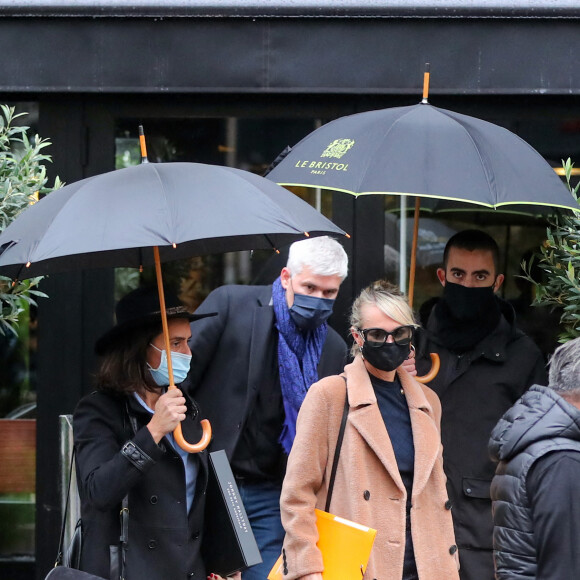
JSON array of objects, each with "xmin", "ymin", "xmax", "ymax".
[{"xmin": 280, "ymin": 356, "xmax": 460, "ymax": 580}]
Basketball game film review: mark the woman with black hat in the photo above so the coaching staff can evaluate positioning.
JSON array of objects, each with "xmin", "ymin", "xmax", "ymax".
[{"xmin": 72, "ymin": 286, "xmax": 239, "ymax": 580}]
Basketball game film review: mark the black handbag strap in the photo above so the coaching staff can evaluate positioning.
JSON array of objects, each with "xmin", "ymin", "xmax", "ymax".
[
  {"xmin": 325, "ymin": 375, "xmax": 349, "ymax": 513},
  {"xmin": 119, "ymin": 495, "xmax": 129, "ymax": 580},
  {"xmin": 55, "ymin": 447, "xmax": 76, "ymax": 567},
  {"xmin": 118, "ymin": 401, "xmax": 138, "ymax": 580}
]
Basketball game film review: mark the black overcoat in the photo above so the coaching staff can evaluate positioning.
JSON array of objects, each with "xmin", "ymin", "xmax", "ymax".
[
  {"xmin": 73, "ymin": 390, "xmax": 208, "ymax": 580},
  {"xmin": 415, "ymin": 300, "xmax": 547, "ymax": 580},
  {"xmin": 187, "ymin": 284, "xmax": 348, "ymax": 458}
]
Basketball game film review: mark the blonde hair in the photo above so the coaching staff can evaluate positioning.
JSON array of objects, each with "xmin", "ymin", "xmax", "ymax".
[{"xmin": 349, "ymin": 280, "xmax": 417, "ymax": 357}]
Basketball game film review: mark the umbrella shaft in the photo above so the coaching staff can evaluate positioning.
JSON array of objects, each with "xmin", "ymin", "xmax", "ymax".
[
  {"xmin": 153, "ymin": 246, "xmax": 175, "ymax": 388},
  {"xmin": 408, "ymin": 197, "xmax": 421, "ymax": 308}
]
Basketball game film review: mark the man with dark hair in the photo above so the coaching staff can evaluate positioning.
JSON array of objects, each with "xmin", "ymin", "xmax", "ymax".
[
  {"xmin": 441, "ymin": 228, "xmax": 501, "ymax": 272},
  {"xmin": 490, "ymin": 337, "xmax": 580, "ymax": 580},
  {"xmin": 415, "ymin": 229, "xmax": 547, "ymax": 580}
]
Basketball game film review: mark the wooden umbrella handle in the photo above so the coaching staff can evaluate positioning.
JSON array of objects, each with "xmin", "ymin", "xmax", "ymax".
[
  {"xmin": 153, "ymin": 246, "xmax": 212, "ymax": 453},
  {"xmin": 415, "ymin": 352, "xmax": 440, "ymax": 384},
  {"xmin": 171, "ymin": 411, "xmax": 212, "ymax": 453},
  {"xmin": 408, "ymin": 196, "xmax": 421, "ymax": 308}
]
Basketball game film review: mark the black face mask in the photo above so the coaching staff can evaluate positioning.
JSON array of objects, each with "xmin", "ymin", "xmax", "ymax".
[
  {"xmin": 440, "ymin": 280, "xmax": 497, "ymax": 322},
  {"xmin": 361, "ymin": 342, "xmax": 410, "ymax": 372},
  {"xmin": 432, "ymin": 279, "xmax": 502, "ymax": 352},
  {"xmin": 288, "ymin": 292, "xmax": 334, "ymax": 331}
]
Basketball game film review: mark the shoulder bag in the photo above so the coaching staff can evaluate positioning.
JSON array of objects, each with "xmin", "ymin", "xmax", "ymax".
[
  {"xmin": 54, "ymin": 447, "xmax": 82, "ymax": 570},
  {"xmin": 50, "ymin": 404, "xmax": 136, "ymax": 580},
  {"xmin": 269, "ymin": 377, "xmax": 377, "ymax": 579}
]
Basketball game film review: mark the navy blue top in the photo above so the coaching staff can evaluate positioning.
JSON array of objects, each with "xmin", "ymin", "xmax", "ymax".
[{"xmin": 370, "ymin": 374, "xmax": 418, "ymax": 580}]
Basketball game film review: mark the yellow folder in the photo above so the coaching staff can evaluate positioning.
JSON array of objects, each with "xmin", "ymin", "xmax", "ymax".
[{"xmin": 268, "ymin": 508, "xmax": 377, "ymax": 580}]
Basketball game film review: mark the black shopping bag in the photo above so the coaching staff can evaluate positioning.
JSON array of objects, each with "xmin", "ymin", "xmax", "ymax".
[{"xmin": 202, "ymin": 450, "xmax": 262, "ymax": 577}]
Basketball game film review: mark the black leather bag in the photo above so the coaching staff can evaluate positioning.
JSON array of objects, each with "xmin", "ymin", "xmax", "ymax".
[
  {"xmin": 54, "ymin": 449, "xmax": 82, "ymax": 571},
  {"xmin": 45, "ymin": 567, "xmax": 105, "ymax": 580},
  {"xmin": 63, "ymin": 518, "xmax": 83, "ymax": 569},
  {"xmin": 55, "ymin": 413, "xmax": 133, "ymax": 580}
]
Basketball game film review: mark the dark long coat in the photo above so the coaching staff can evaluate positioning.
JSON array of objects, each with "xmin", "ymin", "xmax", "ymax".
[
  {"xmin": 187, "ymin": 284, "xmax": 348, "ymax": 459},
  {"xmin": 415, "ymin": 300, "xmax": 547, "ymax": 580},
  {"xmin": 73, "ymin": 390, "xmax": 208, "ymax": 580}
]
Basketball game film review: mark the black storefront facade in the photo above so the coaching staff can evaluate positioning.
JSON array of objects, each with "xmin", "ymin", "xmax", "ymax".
[{"xmin": 1, "ymin": 2, "xmax": 580, "ymax": 578}]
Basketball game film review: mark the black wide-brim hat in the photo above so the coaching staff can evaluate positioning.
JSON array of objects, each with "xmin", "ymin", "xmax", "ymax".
[{"xmin": 95, "ymin": 285, "xmax": 216, "ymax": 355}]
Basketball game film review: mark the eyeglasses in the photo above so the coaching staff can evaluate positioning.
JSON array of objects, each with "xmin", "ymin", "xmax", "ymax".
[{"xmin": 357, "ymin": 326, "xmax": 415, "ymax": 347}]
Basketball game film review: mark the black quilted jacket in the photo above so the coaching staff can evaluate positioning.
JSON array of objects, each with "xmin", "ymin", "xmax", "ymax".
[{"xmin": 489, "ymin": 385, "xmax": 580, "ymax": 579}]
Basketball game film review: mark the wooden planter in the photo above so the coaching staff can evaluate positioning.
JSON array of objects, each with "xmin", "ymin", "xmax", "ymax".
[{"xmin": 0, "ymin": 419, "xmax": 36, "ymax": 494}]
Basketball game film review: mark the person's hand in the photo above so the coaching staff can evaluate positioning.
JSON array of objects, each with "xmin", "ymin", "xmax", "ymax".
[
  {"xmin": 147, "ymin": 388, "xmax": 187, "ymax": 443},
  {"xmin": 299, "ymin": 574, "xmax": 323, "ymax": 580},
  {"xmin": 401, "ymin": 346, "xmax": 417, "ymax": 376},
  {"xmin": 207, "ymin": 573, "xmax": 241, "ymax": 580}
]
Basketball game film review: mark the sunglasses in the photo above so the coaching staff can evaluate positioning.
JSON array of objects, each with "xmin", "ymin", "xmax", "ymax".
[{"xmin": 357, "ymin": 325, "xmax": 415, "ymax": 347}]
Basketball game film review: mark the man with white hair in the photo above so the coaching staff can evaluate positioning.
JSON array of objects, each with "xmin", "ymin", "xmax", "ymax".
[
  {"xmin": 188, "ymin": 236, "xmax": 349, "ymax": 580},
  {"xmin": 489, "ymin": 337, "xmax": 580, "ymax": 580}
]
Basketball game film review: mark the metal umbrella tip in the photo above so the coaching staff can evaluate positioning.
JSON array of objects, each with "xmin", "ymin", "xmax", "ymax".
[
  {"xmin": 172, "ymin": 243, "xmax": 177, "ymax": 249},
  {"xmin": 304, "ymin": 232, "xmax": 310, "ymax": 237},
  {"xmin": 26, "ymin": 261, "xmax": 31, "ymax": 267}
]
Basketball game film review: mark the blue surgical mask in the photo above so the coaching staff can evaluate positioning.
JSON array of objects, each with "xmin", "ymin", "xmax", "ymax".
[
  {"xmin": 289, "ymin": 293, "xmax": 334, "ymax": 331},
  {"xmin": 147, "ymin": 344, "xmax": 192, "ymax": 386}
]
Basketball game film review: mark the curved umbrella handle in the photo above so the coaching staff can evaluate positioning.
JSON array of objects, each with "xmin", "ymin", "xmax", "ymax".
[
  {"xmin": 167, "ymin": 383, "xmax": 212, "ymax": 453},
  {"xmin": 415, "ymin": 352, "xmax": 440, "ymax": 384},
  {"xmin": 173, "ymin": 417, "xmax": 212, "ymax": 454}
]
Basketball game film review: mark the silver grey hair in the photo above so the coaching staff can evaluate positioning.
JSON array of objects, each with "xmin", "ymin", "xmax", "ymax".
[
  {"xmin": 286, "ymin": 236, "xmax": 348, "ymax": 280},
  {"xmin": 349, "ymin": 280, "xmax": 417, "ymax": 358},
  {"xmin": 548, "ymin": 337, "xmax": 580, "ymax": 395}
]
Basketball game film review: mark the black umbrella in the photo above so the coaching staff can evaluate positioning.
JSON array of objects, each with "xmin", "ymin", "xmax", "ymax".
[
  {"xmin": 266, "ymin": 70, "xmax": 579, "ymax": 305},
  {"xmin": 0, "ymin": 160, "xmax": 346, "ymax": 452},
  {"xmin": 0, "ymin": 162, "xmax": 345, "ymax": 279}
]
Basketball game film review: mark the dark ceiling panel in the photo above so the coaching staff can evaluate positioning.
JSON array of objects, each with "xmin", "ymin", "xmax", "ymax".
[{"xmin": 0, "ymin": 17, "xmax": 579, "ymax": 95}]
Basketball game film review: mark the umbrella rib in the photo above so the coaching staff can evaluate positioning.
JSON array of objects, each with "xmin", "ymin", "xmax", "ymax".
[
  {"xmin": 150, "ymin": 164, "xmax": 174, "ymax": 247},
  {"xmin": 432, "ymin": 107, "xmax": 500, "ymax": 205},
  {"xmin": 356, "ymin": 106, "xmax": 419, "ymax": 195}
]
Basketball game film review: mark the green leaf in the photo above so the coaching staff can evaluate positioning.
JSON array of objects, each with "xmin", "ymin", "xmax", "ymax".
[{"xmin": 0, "ymin": 104, "xmax": 59, "ymax": 333}]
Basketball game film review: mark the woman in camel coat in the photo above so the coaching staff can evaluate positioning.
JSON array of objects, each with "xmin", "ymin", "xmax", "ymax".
[{"xmin": 280, "ymin": 281, "xmax": 460, "ymax": 580}]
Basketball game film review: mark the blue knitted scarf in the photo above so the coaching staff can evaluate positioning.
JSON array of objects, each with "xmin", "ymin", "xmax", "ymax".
[{"xmin": 272, "ymin": 277, "xmax": 327, "ymax": 454}]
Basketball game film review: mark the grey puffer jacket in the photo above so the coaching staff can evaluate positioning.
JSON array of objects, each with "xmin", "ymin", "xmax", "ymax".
[{"xmin": 489, "ymin": 385, "xmax": 580, "ymax": 579}]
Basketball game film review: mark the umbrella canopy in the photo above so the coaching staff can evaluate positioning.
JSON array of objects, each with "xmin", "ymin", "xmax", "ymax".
[
  {"xmin": 266, "ymin": 100, "xmax": 580, "ymax": 305},
  {"xmin": 384, "ymin": 196, "xmax": 559, "ymax": 228},
  {"xmin": 0, "ymin": 162, "xmax": 345, "ymax": 280},
  {"xmin": 265, "ymin": 102, "xmax": 578, "ymax": 213},
  {"xmin": 0, "ymin": 161, "xmax": 346, "ymax": 453}
]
